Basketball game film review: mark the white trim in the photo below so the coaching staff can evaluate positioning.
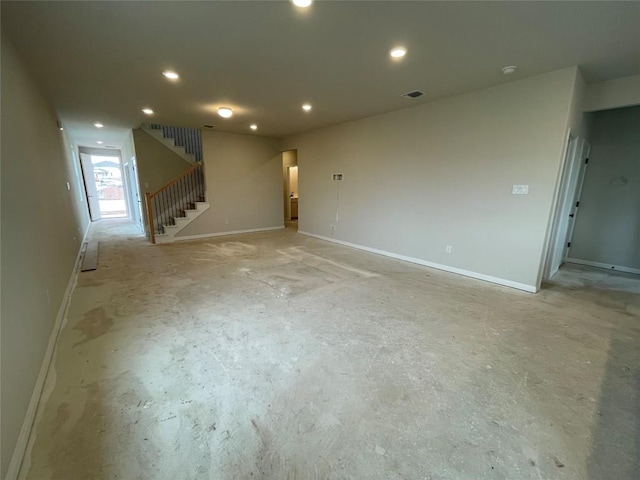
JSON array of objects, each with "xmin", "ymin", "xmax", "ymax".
[
  {"xmin": 299, "ymin": 231, "xmax": 538, "ymax": 293},
  {"xmin": 173, "ymin": 226, "xmax": 285, "ymax": 243},
  {"xmin": 5, "ymin": 223, "xmax": 90, "ymax": 480},
  {"xmin": 566, "ymin": 258, "xmax": 640, "ymax": 276}
]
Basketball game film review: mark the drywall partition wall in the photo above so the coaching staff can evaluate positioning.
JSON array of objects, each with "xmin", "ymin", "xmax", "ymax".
[
  {"xmin": 569, "ymin": 106, "xmax": 640, "ymax": 272},
  {"xmin": 539, "ymin": 67, "xmax": 590, "ymax": 283},
  {"xmin": 283, "ymin": 67, "xmax": 579, "ymax": 291},
  {"xmin": 132, "ymin": 128, "xmax": 191, "ymax": 231},
  {"xmin": 177, "ymin": 131, "xmax": 283, "ymax": 239},
  {"xmin": 1, "ymin": 35, "xmax": 90, "ymax": 478},
  {"xmin": 120, "ymin": 131, "xmax": 142, "ymax": 227},
  {"xmin": 585, "ymin": 75, "xmax": 640, "ymax": 112}
]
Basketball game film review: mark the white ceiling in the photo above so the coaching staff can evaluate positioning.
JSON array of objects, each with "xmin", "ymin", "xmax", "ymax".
[{"xmin": 2, "ymin": 1, "xmax": 639, "ymax": 148}]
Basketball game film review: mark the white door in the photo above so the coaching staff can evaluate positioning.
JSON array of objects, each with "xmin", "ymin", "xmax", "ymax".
[
  {"xmin": 129, "ymin": 158, "xmax": 144, "ymax": 231},
  {"xmin": 80, "ymin": 153, "xmax": 101, "ymax": 221},
  {"xmin": 563, "ymin": 141, "xmax": 591, "ymax": 262}
]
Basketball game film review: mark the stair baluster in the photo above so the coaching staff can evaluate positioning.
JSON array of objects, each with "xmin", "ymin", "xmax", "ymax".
[{"xmin": 145, "ymin": 163, "xmax": 206, "ymax": 244}]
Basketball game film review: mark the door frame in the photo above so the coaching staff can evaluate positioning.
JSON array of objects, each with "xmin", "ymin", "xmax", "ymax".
[{"xmin": 543, "ymin": 134, "xmax": 590, "ymax": 279}]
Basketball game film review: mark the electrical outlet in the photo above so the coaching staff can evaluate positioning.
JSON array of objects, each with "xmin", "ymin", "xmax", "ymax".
[
  {"xmin": 330, "ymin": 224, "xmax": 336, "ymax": 233},
  {"xmin": 445, "ymin": 245, "xmax": 452, "ymax": 254},
  {"xmin": 225, "ymin": 218, "xmax": 229, "ymax": 225}
]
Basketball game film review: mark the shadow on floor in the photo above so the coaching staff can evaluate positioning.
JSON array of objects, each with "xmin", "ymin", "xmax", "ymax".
[{"xmin": 587, "ymin": 326, "xmax": 640, "ymax": 479}]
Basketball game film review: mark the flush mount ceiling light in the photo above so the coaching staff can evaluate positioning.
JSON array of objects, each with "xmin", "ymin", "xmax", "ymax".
[
  {"xmin": 401, "ymin": 90, "xmax": 424, "ymax": 99},
  {"xmin": 142, "ymin": 108, "xmax": 154, "ymax": 115},
  {"xmin": 218, "ymin": 107, "xmax": 233, "ymax": 118},
  {"xmin": 162, "ymin": 70, "xmax": 179, "ymax": 80},
  {"xmin": 390, "ymin": 47, "xmax": 407, "ymax": 59},
  {"xmin": 96, "ymin": 141, "xmax": 104, "ymax": 144},
  {"xmin": 302, "ymin": 103, "xmax": 312, "ymax": 112},
  {"xmin": 292, "ymin": 0, "xmax": 312, "ymax": 7},
  {"xmin": 94, "ymin": 122, "xmax": 104, "ymax": 128},
  {"xmin": 502, "ymin": 65, "xmax": 518, "ymax": 75},
  {"xmin": 250, "ymin": 124, "xmax": 258, "ymax": 130}
]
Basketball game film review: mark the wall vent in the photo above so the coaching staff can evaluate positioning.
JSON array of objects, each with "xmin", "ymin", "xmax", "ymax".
[{"xmin": 401, "ymin": 90, "xmax": 424, "ymax": 99}]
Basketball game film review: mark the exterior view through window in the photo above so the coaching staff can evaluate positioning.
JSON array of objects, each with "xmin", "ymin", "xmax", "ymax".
[{"xmin": 91, "ymin": 155, "xmax": 127, "ymax": 218}]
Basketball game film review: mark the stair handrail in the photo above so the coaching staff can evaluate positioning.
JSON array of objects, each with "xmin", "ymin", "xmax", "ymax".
[
  {"xmin": 149, "ymin": 162, "xmax": 200, "ymax": 197},
  {"xmin": 145, "ymin": 162, "xmax": 204, "ymax": 244}
]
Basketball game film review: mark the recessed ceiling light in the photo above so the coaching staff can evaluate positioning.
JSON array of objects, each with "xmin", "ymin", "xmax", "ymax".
[
  {"xmin": 218, "ymin": 107, "xmax": 233, "ymax": 118},
  {"xmin": 302, "ymin": 103, "xmax": 312, "ymax": 112},
  {"xmin": 292, "ymin": 0, "xmax": 312, "ymax": 7},
  {"xmin": 502, "ymin": 65, "xmax": 518, "ymax": 75},
  {"xmin": 142, "ymin": 108, "xmax": 154, "ymax": 115},
  {"xmin": 96, "ymin": 141, "xmax": 104, "ymax": 145},
  {"xmin": 162, "ymin": 70, "xmax": 179, "ymax": 80},
  {"xmin": 390, "ymin": 47, "xmax": 407, "ymax": 58},
  {"xmin": 94, "ymin": 122, "xmax": 104, "ymax": 128},
  {"xmin": 250, "ymin": 124, "xmax": 258, "ymax": 130}
]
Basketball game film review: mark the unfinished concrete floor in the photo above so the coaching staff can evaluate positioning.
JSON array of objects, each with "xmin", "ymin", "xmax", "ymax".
[{"xmin": 21, "ymin": 220, "xmax": 640, "ymax": 480}]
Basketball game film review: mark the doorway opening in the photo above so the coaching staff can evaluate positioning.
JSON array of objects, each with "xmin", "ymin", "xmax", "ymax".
[
  {"xmin": 282, "ymin": 150, "xmax": 298, "ymax": 229},
  {"xmin": 80, "ymin": 153, "xmax": 128, "ymax": 221}
]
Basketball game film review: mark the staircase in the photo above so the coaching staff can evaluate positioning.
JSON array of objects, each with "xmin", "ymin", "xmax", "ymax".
[
  {"xmin": 140, "ymin": 123, "xmax": 210, "ymax": 244},
  {"xmin": 145, "ymin": 151, "xmax": 209, "ymax": 244},
  {"xmin": 141, "ymin": 124, "xmax": 203, "ymax": 164}
]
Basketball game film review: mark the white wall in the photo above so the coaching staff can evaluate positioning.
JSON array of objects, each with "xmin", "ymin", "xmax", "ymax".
[
  {"xmin": 1, "ymin": 35, "xmax": 90, "ymax": 478},
  {"xmin": 283, "ymin": 67, "xmax": 580, "ymax": 291},
  {"xmin": 177, "ymin": 131, "xmax": 283, "ymax": 238},
  {"xmin": 569, "ymin": 106, "xmax": 640, "ymax": 271},
  {"xmin": 585, "ymin": 74, "xmax": 640, "ymax": 112}
]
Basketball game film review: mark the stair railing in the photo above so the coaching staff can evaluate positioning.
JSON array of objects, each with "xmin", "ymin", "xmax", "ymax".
[
  {"xmin": 145, "ymin": 163, "xmax": 205, "ymax": 244},
  {"xmin": 149, "ymin": 124, "xmax": 203, "ymax": 162}
]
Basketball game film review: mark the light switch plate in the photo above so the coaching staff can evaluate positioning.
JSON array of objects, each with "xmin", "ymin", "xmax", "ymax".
[{"xmin": 512, "ymin": 184, "xmax": 529, "ymax": 195}]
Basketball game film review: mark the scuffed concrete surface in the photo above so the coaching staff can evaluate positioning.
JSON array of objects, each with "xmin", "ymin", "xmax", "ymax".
[{"xmin": 21, "ymin": 220, "xmax": 640, "ymax": 479}]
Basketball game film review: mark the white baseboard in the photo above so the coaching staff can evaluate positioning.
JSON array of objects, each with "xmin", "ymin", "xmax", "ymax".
[
  {"xmin": 5, "ymin": 224, "xmax": 90, "ymax": 480},
  {"xmin": 173, "ymin": 225, "xmax": 285, "ymax": 242},
  {"xmin": 299, "ymin": 231, "xmax": 538, "ymax": 293},
  {"xmin": 566, "ymin": 258, "xmax": 640, "ymax": 276}
]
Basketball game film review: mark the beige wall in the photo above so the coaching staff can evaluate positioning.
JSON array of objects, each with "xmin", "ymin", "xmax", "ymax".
[
  {"xmin": 1, "ymin": 35, "xmax": 90, "ymax": 478},
  {"xmin": 569, "ymin": 106, "xmax": 640, "ymax": 270},
  {"xmin": 120, "ymin": 131, "xmax": 142, "ymax": 227},
  {"xmin": 132, "ymin": 128, "xmax": 191, "ymax": 232},
  {"xmin": 289, "ymin": 166, "xmax": 299, "ymax": 197},
  {"xmin": 585, "ymin": 74, "xmax": 640, "ymax": 112},
  {"xmin": 177, "ymin": 131, "xmax": 283, "ymax": 238},
  {"xmin": 283, "ymin": 67, "xmax": 580, "ymax": 291}
]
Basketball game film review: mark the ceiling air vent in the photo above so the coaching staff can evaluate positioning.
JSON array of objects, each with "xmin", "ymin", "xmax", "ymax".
[
  {"xmin": 105, "ymin": 145, "xmax": 117, "ymax": 149},
  {"xmin": 401, "ymin": 90, "xmax": 424, "ymax": 99},
  {"xmin": 203, "ymin": 124, "xmax": 214, "ymax": 129}
]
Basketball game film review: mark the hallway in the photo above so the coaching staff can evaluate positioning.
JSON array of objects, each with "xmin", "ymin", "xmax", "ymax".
[{"xmin": 20, "ymin": 220, "xmax": 640, "ymax": 479}]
